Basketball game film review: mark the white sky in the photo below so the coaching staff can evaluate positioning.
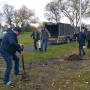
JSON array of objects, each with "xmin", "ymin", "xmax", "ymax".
[
  {"xmin": 0, "ymin": 0, "xmax": 90, "ymax": 26},
  {"xmin": 0, "ymin": 0, "xmax": 53, "ymax": 26}
]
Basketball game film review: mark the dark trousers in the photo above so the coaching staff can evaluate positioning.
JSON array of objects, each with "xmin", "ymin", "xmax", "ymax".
[
  {"xmin": 87, "ymin": 40, "xmax": 90, "ymax": 48},
  {"xmin": 79, "ymin": 45, "xmax": 85, "ymax": 55},
  {"xmin": 34, "ymin": 39, "xmax": 38, "ymax": 50}
]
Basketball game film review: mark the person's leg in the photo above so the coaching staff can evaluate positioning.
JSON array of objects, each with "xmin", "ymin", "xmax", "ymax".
[
  {"xmin": 13, "ymin": 54, "xmax": 20, "ymax": 75},
  {"xmin": 81, "ymin": 46, "xmax": 85, "ymax": 55},
  {"xmin": 79, "ymin": 45, "xmax": 81, "ymax": 55},
  {"xmin": 45, "ymin": 39, "xmax": 48, "ymax": 52},
  {"xmin": 1, "ymin": 53, "xmax": 13, "ymax": 84},
  {"xmin": 34, "ymin": 40, "xmax": 37, "ymax": 50},
  {"xmin": 88, "ymin": 40, "xmax": 90, "ymax": 48},
  {"xmin": 41, "ymin": 39, "xmax": 44, "ymax": 52},
  {"xmin": 87, "ymin": 40, "xmax": 89, "ymax": 48}
]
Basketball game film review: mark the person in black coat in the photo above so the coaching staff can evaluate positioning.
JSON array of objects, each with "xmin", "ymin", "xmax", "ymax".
[
  {"xmin": 0, "ymin": 27, "xmax": 24, "ymax": 85},
  {"xmin": 86, "ymin": 29, "xmax": 90, "ymax": 48},
  {"xmin": 30, "ymin": 28, "xmax": 40, "ymax": 50},
  {"xmin": 76, "ymin": 30, "xmax": 85, "ymax": 55}
]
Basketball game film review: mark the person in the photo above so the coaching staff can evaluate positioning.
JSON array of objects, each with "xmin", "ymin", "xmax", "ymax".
[
  {"xmin": 30, "ymin": 28, "xmax": 40, "ymax": 50},
  {"xmin": 0, "ymin": 27, "xmax": 24, "ymax": 85},
  {"xmin": 0, "ymin": 23, "xmax": 4, "ymax": 45},
  {"xmin": 81, "ymin": 28, "xmax": 86, "ymax": 48},
  {"xmin": 75, "ymin": 30, "xmax": 85, "ymax": 55},
  {"xmin": 86, "ymin": 29, "xmax": 90, "ymax": 48},
  {"xmin": 40, "ymin": 26, "xmax": 51, "ymax": 52}
]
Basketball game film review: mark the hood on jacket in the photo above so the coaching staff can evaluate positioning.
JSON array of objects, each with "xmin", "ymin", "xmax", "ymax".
[
  {"xmin": 6, "ymin": 28, "xmax": 17, "ymax": 36},
  {"xmin": 6, "ymin": 28, "xmax": 12, "ymax": 33}
]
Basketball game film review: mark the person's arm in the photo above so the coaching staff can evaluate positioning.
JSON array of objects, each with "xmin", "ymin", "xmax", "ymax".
[
  {"xmin": 46, "ymin": 28, "xmax": 51, "ymax": 37},
  {"xmin": 30, "ymin": 32, "xmax": 34, "ymax": 37},
  {"xmin": 78, "ymin": 33, "xmax": 82, "ymax": 42},
  {"xmin": 7, "ymin": 34, "xmax": 23, "ymax": 53},
  {"xmin": 40, "ymin": 30, "xmax": 42, "ymax": 39},
  {"xmin": 17, "ymin": 44, "xmax": 24, "ymax": 53}
]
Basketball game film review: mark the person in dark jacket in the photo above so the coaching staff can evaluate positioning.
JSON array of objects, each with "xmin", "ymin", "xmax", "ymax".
[
  {"xmin": 0, "ymin": 27, "xmax": 24, "ymax": 85},
  {"xmin": 76, "ymin": 30, "xmax": 85, "ymax": 55},
  {"xmin": 40, "ymin": 26, "xmax": 51, "ymax": 52},
  {"xmin": 30, "ymin": 28, "xmax": 40, "ymax": 50},
  {"xmin": 86, "ymin": 29, "xmax": 90, "ymax": 48}
]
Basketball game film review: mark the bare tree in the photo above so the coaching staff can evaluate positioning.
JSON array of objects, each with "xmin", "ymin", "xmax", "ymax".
[
  {"xmin": 13, "ymin": 5, "xmax": 39, "ymax": 33},
  {"xmin": 13, "ymin": 10, "xmax": 20, "ymax": 27},
  {"xmin": 0, "ymin": 12, "xmax": 3, "ymax": 21},
  {"xmin": 45, "ymin": 0, "xmax": 90, "ymax": 26},
  {"xmin": 44, "ymin": 1, "xmax": 61, "ymax": 23},
  {"xmin": 58, "ymin": 0, "xmax": 90, "ymax": 26},
  {"xmin": 3, "ymin": 4, "xmax": 14, "ymax": 27}
]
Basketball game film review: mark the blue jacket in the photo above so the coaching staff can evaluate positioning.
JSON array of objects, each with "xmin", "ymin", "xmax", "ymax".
[
  {"xmin": 0, "ymin": 28, "xmax": 21, "ymax": 55},
  {"xmin": 77, "ymin": 32, "xmax": 85, "ymax": 46},
  {"xmin": 41, "ymin": 28, "xmax": 50, "ymax": 40}
]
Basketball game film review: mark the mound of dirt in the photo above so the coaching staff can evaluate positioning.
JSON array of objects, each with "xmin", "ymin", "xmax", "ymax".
[{"xmin": 64, "ymin": 54, "xmax": 83, "ymax": 61}]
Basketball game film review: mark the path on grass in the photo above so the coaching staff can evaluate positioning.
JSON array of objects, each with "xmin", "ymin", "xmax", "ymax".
[{"xmin": 23, "ymin": 42, "xmax": 65, "ymax": 52}]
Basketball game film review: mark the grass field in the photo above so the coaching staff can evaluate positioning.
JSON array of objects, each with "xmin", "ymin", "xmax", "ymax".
[
  {"xmin": 18, "ymin": 32, "xmax": 34, "ymax": 46},
  {"xmin": 0, "ymin": 32, "xmax": 90, "ymax": 90},
  {"xmin": 23, "ymin": 43, "xmax": 76, "ymax": 63}
]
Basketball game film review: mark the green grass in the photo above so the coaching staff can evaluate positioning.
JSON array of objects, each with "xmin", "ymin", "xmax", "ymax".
[
  {"xmin": 23, "ymin": 43, "xmax": 76, "ymax": 63},
  {"xmin": 18, "ymin": 32, "xmax": 34, "ymax": 46},
  {"xmin": 0, "ymin": 34, "xmax": 90, "ymax": 90}
]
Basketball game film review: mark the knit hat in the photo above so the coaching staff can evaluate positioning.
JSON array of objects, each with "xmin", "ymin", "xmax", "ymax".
[
  {"xmin": 75, "ymin": 30, "xmax": 79, "ymax": 32},
  {"xmin": 14, "ymin": 27, "xmax": 22, "ymax": 34}
]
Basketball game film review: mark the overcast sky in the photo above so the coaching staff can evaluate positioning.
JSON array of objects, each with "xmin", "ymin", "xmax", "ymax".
[
  {"xmin": 0, "ymin": 0, "xmax": 53, "ymax": 25},
  {"xmin": 0, "ymin": 0, "xmax": 90, "ymax": 26}
]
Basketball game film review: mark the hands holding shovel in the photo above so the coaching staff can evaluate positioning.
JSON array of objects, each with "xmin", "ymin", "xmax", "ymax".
[{"xmin": 20, "ymin": 44, "xmax": 24, "ymax": 55}]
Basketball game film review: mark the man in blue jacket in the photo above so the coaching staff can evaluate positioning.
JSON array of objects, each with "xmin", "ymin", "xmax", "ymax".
[
  {"xmin": 76, "ymin": 30, "xmax": 85, "ymax": 55},
  {"xmin": 40, "ymin": 26, "xmax": 51, "ymax": 52},
  {"xmin": 0, "ymin": 27, "xmax": 24, "ymax": 85}
]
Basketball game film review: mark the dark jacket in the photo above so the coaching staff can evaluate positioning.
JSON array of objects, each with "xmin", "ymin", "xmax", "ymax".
[
  {"xmin": 41, "ymin": 28, "xmax": 50, "ymax": 40},
  {"xmin": 6, "ymin": 28, "xmax": 12, "ymax": 33},
  {"xmin": 86, "ymin": 30, "xmax": 90, "ymax": 40},
  {"xmin": 30, "ymin": 31, "xmax": 40, "ymax": 40},
  {"xmin": 77, "ymin": 32, "xmax": 86, "ymax": 46},
  {"xmin": 0, "ymin": 28, "xmax": 22, "ymax": 55}
]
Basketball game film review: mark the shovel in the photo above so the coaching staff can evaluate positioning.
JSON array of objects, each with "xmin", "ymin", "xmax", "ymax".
[{"xmin": 21, "ymin": 45, "xmax": 27, "ymax": 79}]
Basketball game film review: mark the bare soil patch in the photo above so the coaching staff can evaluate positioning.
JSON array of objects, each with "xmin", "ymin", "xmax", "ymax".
[{"xmin": 64, "ymin": 54, "xmax": 83, "ymax": 61}]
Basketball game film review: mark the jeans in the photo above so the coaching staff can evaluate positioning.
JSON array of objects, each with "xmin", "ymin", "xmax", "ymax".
[
  {"xmin": 41, "ymin": 39, "xmax": 48, "ymax": 52},
  {"xmin": 1, "ymin": 53, "xmax": 20, "ymax": 84},
  {"xmin": 79, "ymin": 45, "xmax": 85, "ymax": 55},
  {"xmin": 34, "ymin": 39, "xmax": 38, "ymax": 50}
]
